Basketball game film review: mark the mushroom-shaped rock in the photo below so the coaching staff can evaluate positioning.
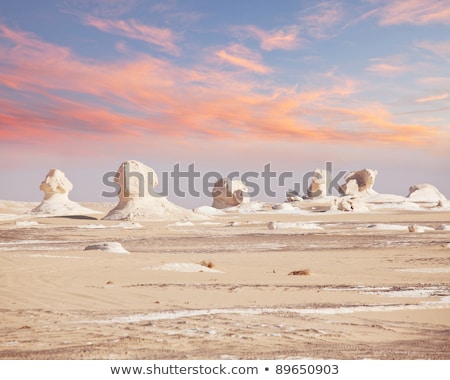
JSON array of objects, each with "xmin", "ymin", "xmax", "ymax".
[
  {"xmin": 211, "ymin": 178, "xmax": 249, "ymax": 209},
  {"xmin": 30, "ymin": 169, "xmax": 98, "ymax": 215},
  {"xmin": 339, "ymin": 169, "xmax": 378, "ymax": 196},
  {"xmin": 307, "ymin": 169, "xmax": 328, "ymax": 198},
  {"xmin": 407, "ymin": 184, "xmax": 447, "ymax": 203},
  {"xmin": 103, "ymin": 160, "xmax": 193, "ymax": 220}
]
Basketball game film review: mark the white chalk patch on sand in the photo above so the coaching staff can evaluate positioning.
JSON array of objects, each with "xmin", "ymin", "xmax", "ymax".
[
  {"xmin": 0, "ymin": 214, "xmax": 26, "ymax": 221},
  {"xmin": 0, "ymin": 246, "xmax": 68, "ymax": 251},
  {"xmin": 112, "ymin": 222, "xmax": 143, "ymax": 229},
  {"xmin": 268, "ymin": 222, "xmax": 323, "ymax": 230},
  {"xmin": 366, "ymin": 224, "xmax": 409, "ymax": 231},
  {"xmin": 398, "ymin": 267, "xmax": 450, "ymax": 273},
  {"xmin": 0, "ymin": 240, "xmax": 68, "ymax": 246},
  {"xmin": 271, "ymin": 203, "xmax": 305, "ymax": 213},
  {"xmin": 77, "ymin": 222, "xmax": 143, "ymax": 229},
  {"xmin": 193, "ymin": 206, "xmax": 225, "ymax": 215},
  {"xmin": 85, "ymin": 296, "xmax": 450, "ymax": 325},
  {"xmin": 14, "ymin": 221, "xmax": 42, "ymax": 227},
  {"xmin": 144, "ymin": 262, "xmax": 223, "ymax": 273},
  {"xmin": 168, "ymin": 221, "xmax": 195, "ymax": 227},
  {"xmin": 77, "ymin": 224, "xmax": 107, "ymax": 229},
  {"xmin": 28, "ymin": 254, "xmax": 83, "ymax": 259},
  {"xmin": 84, "ymin": 242, "xmax": 129, "ymax": 254}
]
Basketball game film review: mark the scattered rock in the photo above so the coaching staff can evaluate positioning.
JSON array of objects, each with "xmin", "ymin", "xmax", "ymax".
[
  {"xmin": 407, "ymin": 184, "xmax": 447, "ymax": 203},
  {"xmin": 212, "ymin": 178, "xmax": 249, "ymax": 209},
  {"xmin": 288, "ymin": 269, "xmax": 310, "ymax": 276},
  {"xmin": 286, "ymin": 189, "xmax": 303, "ymax": 202},
  {"xmin": 268, "ymin": 222, "xmax": 323, "ymax": 230},
  {"xmin": 307, "ymin": 169, "xmax": 328, "ymax": 198},
  {"xmin": 336, "ymin": 197, "xmax": 369, "ymax": 212},
  {"xmin": 84, "ymin": 242, "xmax": 129, "ymax": 254}
]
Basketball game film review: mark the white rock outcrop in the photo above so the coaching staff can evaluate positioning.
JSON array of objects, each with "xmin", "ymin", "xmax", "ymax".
[
  {"xmin": 307, "ymin": 169, "xmax": 328, "ymax": 198},
  {"xmin": 339, "ymin": 169, "xmax": 378, "ymax": 197},
  {"xmin": 406, "ymin": 184, "xmax": 447, "ymax": 203},
  {"xmin": 336, "ymin": 197, "xmax": 369, "ymax": 212},
  {"xmin": 30, "ymin": 168, "xmax": 98, "ymax": 215},
  {"xmin": 103, "ymin": 160, "xmax": 193, "ymax": 220},
  {"xmin": 84, "ymin": 242, "xmax": 129, "ymax": 254},
  {"xmin": 211, "ymin": 178, "xmax": 249, "ymax": 209}
]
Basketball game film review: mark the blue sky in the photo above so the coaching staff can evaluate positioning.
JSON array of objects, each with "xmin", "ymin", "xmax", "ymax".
[{"xmin": 0, "ymin": 0, "xmax": 449, "ymax": 206}]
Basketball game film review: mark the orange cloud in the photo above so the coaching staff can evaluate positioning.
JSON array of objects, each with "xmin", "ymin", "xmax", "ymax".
[
  {"xmin": 215, "ymin": 44, "xmax": 272, "ymax": 73},
  {"xmin": 0, "ymin": 23, "xmax": 445, "ymax": 150},
  {"xmin": 417, "ymin": 92, "xmax": 449, "ymax": 103},
  {"xmin": 83, "ymin": 15, "xmax": 181, "ymax": 55},
  {"xmin": 377, "ymin": 0, "xmax": 450, "ymax": 26}
]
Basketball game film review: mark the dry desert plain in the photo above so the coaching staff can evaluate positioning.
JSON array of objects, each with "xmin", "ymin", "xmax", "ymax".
[{"xmin": 0, "ymin": 201, "xmax": 449, "ymax": 360}]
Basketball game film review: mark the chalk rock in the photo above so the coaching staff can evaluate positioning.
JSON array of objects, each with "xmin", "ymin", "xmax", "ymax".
[
  {"xmin": 103, "ymin": 160, "xmax": 194, "ymax": 220},
  {"xmin": 307, "ymin": 169, "xmax": 328, "ymax": 198},
  {"xmin": 30, "ymin": 168, "xmax": 98, "ymax": 215},
  {"xmin": 212, "ymin": 178, "xmax": 249, "ymax": 209},
  {"xmin": 84, "ymin": 242, "xmax": 129, "ymax": 254},
  {"xmin": 407, "ymin": 184, "xmax": 447, "ymax": 203},
  {"xmin": 286, "ymin": 189, "xmax": 303, "ymax": 202},
  {"xmin": 337, "ymin": 197, "xmax": 369, "ymax": 212},
  {"xmin": 339, "ymin": 169, "xmax": 378, "ymax": 196}
]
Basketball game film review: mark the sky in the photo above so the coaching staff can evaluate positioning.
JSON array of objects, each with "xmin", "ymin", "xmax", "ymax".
[{"xmin": 0, "ymin": 0, "xmax": 449, "ymax": 207}]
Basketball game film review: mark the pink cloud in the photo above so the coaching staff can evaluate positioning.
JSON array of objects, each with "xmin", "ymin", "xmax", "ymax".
[
  {"xmin": 83, "ymin": 15, "xmax": 181, "ymax": 55},
  {"xmin": 215, "ymin": 44, "xmax": 272, "ymax": 73},
  {"xmin": 232, "ymin": 25, "xmax": 302, "ymax": 51},
  {"xmin": 299, "ymin": 1, "xmax": 344, "ymax": 39},
  {"xmin": 0, "ymin": 23, "xmax": 446, "ymax": 151},
  {"xmin": 377, "ymin": 0, "xmax": 450, "ymax": 26},
  {"xmin": 366, "ymin": 56, "xmax": 410, "ymax": 76},
  {"xmin": 416, "ymin": 92, "xmax": 449, "ymax": 103},
  {"xmin": 415, "ymin": 40, "xmax": 450, "ymax": 61}
]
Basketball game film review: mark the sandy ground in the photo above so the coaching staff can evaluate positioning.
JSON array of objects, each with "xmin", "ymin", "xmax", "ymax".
[{"xmin": 0, "ymin": 202, "xmax": 449, "ymax": 359}]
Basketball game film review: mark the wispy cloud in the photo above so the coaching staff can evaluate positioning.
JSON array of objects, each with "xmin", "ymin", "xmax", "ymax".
[
  {"xmin": 366, "ymin": 56, "xmax": 410, "ymax": 76},
  {"xmin": 232, "ymin": 25, "xmax": 302, "ymax": 51},
  {"xmin": 416, "ymin": 92, "xmax": 449, "ymax": 103},
  {"xmin": 377, "ymin": 0, "xmax": 450, "ymax": 26},
  {"xmin": 83, "ymin": 15, "xmax": 181, "ymax": 55},
  {"xmin": 415, "ymin": 40, "xmax": 450, "ymax": 61},
  {"xmin": 215, "ymin": 44, "xmax": 272, "ymax": 73},
  {"xmin": 299, "ymin": 1, "xmax": 344, "ymax": 39},
  {"xmin": 0, "ymin": 23, "xmax": 445, "ymax": 149}
]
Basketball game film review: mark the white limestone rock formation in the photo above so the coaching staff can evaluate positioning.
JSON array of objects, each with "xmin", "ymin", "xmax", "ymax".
[
  {"xmin": 103, "ymin": 160, "xmax": 194, "ymax": 220},
  {"xmin": 211, "ymin": 178, "xmax": 250, "ymax": 209},
  {"xmin": 339, "ymin": 169, "xmax": 378, "ymax": 197},
  {"xmin": 307, "ymin": 168, "xmax": 328, "ymax": 198},
  {"xmin": 336, "ymin": 197, "xmax": 369, "ymax": 212},
  {"xmin": 84, "ymin": 242, "xmax": 129, "ymax": 254},
  {"xmin": 30, "ymin": 168, "xmax": 98, "ymax": 215},
  {"xmin": 407, "ymin": 184, "xmax": 447, "ymax": 203},
  {"xmin": 286, "ymin": 189, "xmax": 303, "ymax": 202}
]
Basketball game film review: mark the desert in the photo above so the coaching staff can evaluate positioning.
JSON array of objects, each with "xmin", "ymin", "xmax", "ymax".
[{"xmin": 0, "ymin": 164, "xmax": 449, "ymax": 360}]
